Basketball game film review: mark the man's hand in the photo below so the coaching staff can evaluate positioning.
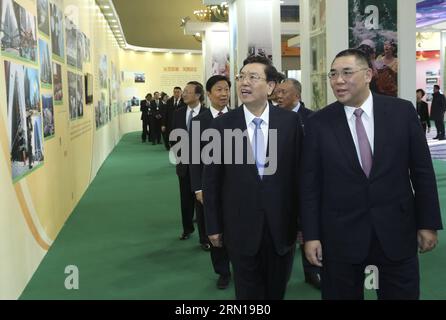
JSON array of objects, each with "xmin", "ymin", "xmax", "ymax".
[
  {"xmin": 304, "ymin": 240, "xmax": 323, "ymax": 267},
  {"xmin": 161, "ymin": 126, "xmax": 166, "ymax": 133},
  {"xmin": 195, "ymin": 191, "xmax": 203, "ymax": 204},
  {"xmin": 209, "ymin": 234, "xmax": 223, "ymax": 248},
  {"xmin": 418, "ymin": 229, "xmax": 438, "ymax": 253}
]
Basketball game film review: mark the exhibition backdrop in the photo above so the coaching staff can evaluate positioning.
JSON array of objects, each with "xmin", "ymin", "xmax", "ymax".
[{"xmin": 0, "ymin": 0, "xmax": 203, "ymax": 299}]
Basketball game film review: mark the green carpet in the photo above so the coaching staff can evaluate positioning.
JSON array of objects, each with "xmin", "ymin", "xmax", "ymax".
[{"xmin": 20, "ymin": 132, "xmax": 446, "ymax": 300}]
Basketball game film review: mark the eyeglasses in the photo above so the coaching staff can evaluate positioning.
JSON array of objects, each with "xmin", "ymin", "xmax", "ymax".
[
  {"xmin": 327, "ymin": 68, "xmax": 368, "ymax": 80},
  {"xmin": 235, "ymin": 73, "xmax": 267, "ymax": 83}
]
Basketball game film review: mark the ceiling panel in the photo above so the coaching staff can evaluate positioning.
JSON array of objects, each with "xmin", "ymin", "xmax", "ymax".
[{"xmin": 112, "ymin": 0, "xmax": 206, "ymax": 50}]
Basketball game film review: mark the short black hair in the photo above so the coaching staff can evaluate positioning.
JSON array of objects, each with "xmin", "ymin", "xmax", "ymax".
[
  {"xmin": 416, "ymin": 89, "xmax": 425, "ymax": 97},
  {"xmin": 333, "ymin": 48, "xmax": 373, "ymax": 69},
  {"xmin": 206, "ymin": 75, "xmax": 231, "ymax": 92},
  {"xmin": 434, "ymin": 85, "xmax": 440, "ymax": 91},
  {"xmin": 187, "ymin": 81, "xmax": 205, "ymax": 103},
  {"xmin": 276, "ymin": 72, "xmax": 286, "ymax": 83},
  {"xmin": 145, "ymin": 93, "xmax": 152, "ymax": 99},
  {"xmin": 174, "ymin": 86, "xmax": 182, "ymax": 91},
  {"xmin": 241, "ymin": 55, "xmax": 278, "ymax": 82},
  {"xmin": 357, "ymin": 44, "xmax": 375, "ymax": 59}
]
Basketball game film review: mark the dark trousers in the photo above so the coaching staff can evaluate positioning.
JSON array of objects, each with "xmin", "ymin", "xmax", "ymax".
[
  {"xmin": 162, "ymin": 131, "xmax": 170, "ymax": 150},
  {"xmin": 321, "ymin": 231, "xmax": 419, "ymax": 300},
  {"xmin": 195, "ymin": 202, "xmax": 208, "ymax": 245},
  {"xmin": 150, "ymin": 119, "xmax": 162, "ymax": 144},
  {"xmin": 178, "ymin": 173, "xmax": 195, "ymax": 235},
  {"xmin": 421, "ymin": 122, "xmax": 429, "ymax": 134},
  {"xmin": 228, "ymin": 224, "xmax": 294, "ymax": 300},
  {"xmin": 211, "ymin": 245, "xmax": 231, "ymax": 277},
  {"xmin": 434, "ymin": 120, "xmax": 445, "ymax": 137},
  {"xmin": 141, "ymin": 119, "xmax": 149, "ymax": 142},
  {"xmin": 198, "ymin": 200, "xmax": 231, "ymax": 277}
]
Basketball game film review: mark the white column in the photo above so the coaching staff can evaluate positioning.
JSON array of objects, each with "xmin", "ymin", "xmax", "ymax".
[{"xmin": 398, "ymin": 0, "xmax": 416, "ymax": 104}]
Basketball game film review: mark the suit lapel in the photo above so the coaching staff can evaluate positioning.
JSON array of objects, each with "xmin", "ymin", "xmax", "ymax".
[
  {"xmin": 180, "ymin": 108, "xmax": 188, "ymax": 130},
  {"xmin": 233, "ymin": 106, "xmax": 259, "ymax": 181},
  {"xmin": 263, "ymin": 104, "xmax": 280, "ymax": 182},
  {"xmin": 331, "ymin": 102, "xmax": 364, "ymax": 176},
  {"xmin": 369, "ymin": 94, "xmax": 390, "ymax": 179}
]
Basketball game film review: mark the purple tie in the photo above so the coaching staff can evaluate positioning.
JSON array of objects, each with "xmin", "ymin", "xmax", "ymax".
[{"xmin": 353, "ymin": 109, "xmax": 372, "ymax": 177}]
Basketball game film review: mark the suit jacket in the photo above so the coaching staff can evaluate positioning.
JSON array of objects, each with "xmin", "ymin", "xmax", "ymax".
[
  {"xmin": 430, "ymin": 92, "xmax": 446, "ymax": 121},
  {"xmin": 171, "ymin": 105, "xmax": 206, "ymax": 177},
  {"xmin": 416, "ymin": 100, "xmax": 430, "ymax": 125},
  {"xmin": 162, "ymin": 97, "xmax": 187, "ymax": 131},
  {"xmin": 140, "ymin": 100, "xmax": 150, "ymax": 121},
  {"xmin": 189, "ymin": 108, "xmax": 233, "ymax": 193},
  {"xmin": 296, "ymin": 101, "xmax": 314, "ymax": 135},
  {"xmin": 300, "ymin": 93, "xmax": 443, "ymax": 264},
  {"xmin": 149, "ymin": 100, "xmax": 163, "ymax": 121},
  {"xmin": 203, "ymin": 103, "xmax": 302, "ymax": 256}
]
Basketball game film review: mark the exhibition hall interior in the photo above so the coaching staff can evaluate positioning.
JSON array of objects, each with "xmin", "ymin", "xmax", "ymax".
[{"xmin": 0, "ymin": 0, "xmax": 445, "ymax": 300}]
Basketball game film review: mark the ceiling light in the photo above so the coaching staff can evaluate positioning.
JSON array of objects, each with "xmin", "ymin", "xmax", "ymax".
[{"xmin": 102, "ymin": 5, "xmax": 110, "ymax": 9}]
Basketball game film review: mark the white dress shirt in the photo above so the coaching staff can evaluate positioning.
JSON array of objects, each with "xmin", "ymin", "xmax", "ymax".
[
  {"xmin": 344, "ymin": 91, "xmax": 374, "ymax": 168},
  {"xmin": 210, "ymin": 106, "xmax": 228, "ymax": 118},
  {"xmin": 243, "ymin": 103, "xmax": 269, "ymax": 153},
  {"xmin": 292, "ymin": 102, "xmax": 301, "ymax": 113},
  {"xmin": 186, "ymin": 103, "xmax": 201, "ymax": 125}
]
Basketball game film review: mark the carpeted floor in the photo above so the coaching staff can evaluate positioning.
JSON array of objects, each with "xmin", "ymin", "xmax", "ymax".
[{"xmin": 20, "ymin": 132, "xmax": 446, "ymax": 300}]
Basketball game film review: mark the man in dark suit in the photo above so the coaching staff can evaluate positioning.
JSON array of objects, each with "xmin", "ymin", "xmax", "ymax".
[
  {"xmin": 162, "ymin": 87, "xmax": 186, "ymax": 150},
  {"xmin": 140, "ymin": 93, "xmax": 152, "ymax": 143},
  {"xmin": 149, "ymin": 91, "xmax": 163, "ymax": 145},
  {"xmin": 190, "ymin": 75, "xmax": 232, "ymax": 289},
  {"xmin": 430, "ymin": 85, "xmax": 446, "ymax": 140},
  {"xmin": 416, "ymin": 89, "xmax": 430, "ymax": 134},
  {"xmin": 170, "ymin": 81, "xmax": 206, "ymax": 241},
  {"xmin": 276, "ymin": 78, "xmax": 320, "ymax": 289},
  {"xmin": 301, "ymin": 49, "xmax": 442, "ymax": 300},
  {"xmin": 203, "ymin": 55, "xmax": 302, "ymax": 299}
]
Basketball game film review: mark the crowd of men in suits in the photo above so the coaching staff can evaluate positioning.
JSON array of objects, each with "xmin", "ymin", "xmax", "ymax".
[
  {"xmin": 140, "ymin": 88, "xmax": 186, "ymax": 148},
  {"xmin": 141, "ymin": 49, "xmax": 443, "ymax": 300}
]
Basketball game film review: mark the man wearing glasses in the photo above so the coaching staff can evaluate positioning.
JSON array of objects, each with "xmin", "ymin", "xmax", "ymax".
[
  {"xmin": 300, "ymin": 49, "xmax": 442, "ymax": 300},
  {"xmin": 203, "ymin": 55, "xmax": 302, "ymax": 300}
]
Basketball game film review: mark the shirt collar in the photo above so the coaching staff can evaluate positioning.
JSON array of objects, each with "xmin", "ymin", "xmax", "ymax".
[
  {"xmin": 344, "ymin": 91, "xmax": 373, "ymax": 120},
  {"xmin": 188, "ymin": 103, "xmax": 201, "ymax": 114},
  {"xmin": 243, "ymin": 103, "xmax": 269, "ymax": 127},
  {"xmin": 210, "ymin": 105, "xmax": 228, "ymax": 118},
  {"xmin": 292, "ymin": 101, "xmax": 301, "ymax": 113}
]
